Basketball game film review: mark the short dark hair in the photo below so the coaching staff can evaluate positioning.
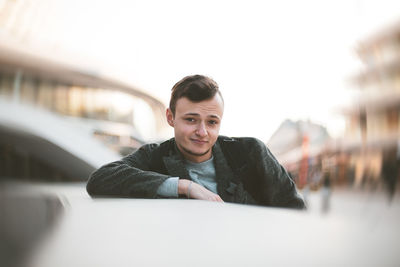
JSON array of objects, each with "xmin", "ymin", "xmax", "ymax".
[{"xmin": 169, "ymin": 75, "xmax": 223, "ymax": 115}]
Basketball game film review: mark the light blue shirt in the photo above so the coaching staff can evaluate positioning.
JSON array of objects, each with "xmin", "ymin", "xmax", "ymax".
[{"xmin": 156, "ymin": 156, "xmax": 218, "ymax": 197}]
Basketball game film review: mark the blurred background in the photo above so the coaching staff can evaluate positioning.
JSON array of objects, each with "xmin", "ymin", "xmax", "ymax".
[{"xmin": 1, "ymin": 0, "xmax": 400, "ymax": 266}]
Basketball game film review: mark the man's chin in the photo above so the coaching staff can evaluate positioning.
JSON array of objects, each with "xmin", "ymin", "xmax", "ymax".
[{"xmin": 181, "ymin": 145, "xmax": 210, "ymax": 157}]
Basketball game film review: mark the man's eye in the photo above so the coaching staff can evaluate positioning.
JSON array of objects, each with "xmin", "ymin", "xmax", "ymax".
[
  {"xmin": 208, "ymin": 120, "xmax": 218, "ymax": 125},
  {"xmin": 185, "ymin": 118, "xmax": 195, "ymax": 122}
]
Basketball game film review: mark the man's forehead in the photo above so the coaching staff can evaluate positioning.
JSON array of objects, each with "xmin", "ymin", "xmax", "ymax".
[{"xmin": 175, "ymin": 96, "xmax": 224, "ymax": 115}]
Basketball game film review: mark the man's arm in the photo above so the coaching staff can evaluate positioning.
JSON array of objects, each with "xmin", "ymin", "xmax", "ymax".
[
  {"xmin": 86, "ymin": 144, "xmax": 171, "ymax": 198},
  {"xmin": 249, "ymin": 138, "xmax": 305, "ymax": 209},
  {"xmin": 87, "ymin": 144, "xmax": 224, "ymax": 201}
]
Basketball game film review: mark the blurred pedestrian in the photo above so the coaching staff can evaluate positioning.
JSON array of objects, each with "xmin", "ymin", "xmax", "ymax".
[
  {"xmin": 321, "ymin": 172, "xmax": 331, "ymax": 214},
  {"xmin": 382, "ymin": 147, "xmax": 399, "ymax": 202}
]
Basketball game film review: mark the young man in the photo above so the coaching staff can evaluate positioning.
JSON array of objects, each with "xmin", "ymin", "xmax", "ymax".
[{"xmin": 87, "ymin": 75, "xmax": 305, "ymax": 209}]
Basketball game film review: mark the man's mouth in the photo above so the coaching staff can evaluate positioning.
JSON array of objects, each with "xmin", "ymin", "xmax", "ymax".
[{"xmin": 190, "ymin": 139, "xmax": 208, "ymax": 144}]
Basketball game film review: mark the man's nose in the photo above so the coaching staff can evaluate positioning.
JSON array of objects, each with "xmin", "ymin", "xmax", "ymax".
[{"xmin": 196, "ymin": 123, "xmax": 207, "ymax": 137}]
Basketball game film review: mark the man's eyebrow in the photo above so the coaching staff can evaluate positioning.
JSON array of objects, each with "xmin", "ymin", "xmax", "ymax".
[
  {"xmin": 183, "ymin": 113, "xmax": 221, "ymax": 119},
  {"xmin": 184, "ymin": 113, "xmax": 200, "ymax": 116},
  {"xmin": 208, "ymin": 115, "xmax": 221, "ymax": 120}
]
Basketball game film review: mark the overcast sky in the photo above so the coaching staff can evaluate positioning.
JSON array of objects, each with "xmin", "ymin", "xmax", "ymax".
[{"xmin": 39, "ymin": 0, "xmax": 400, "ymax": 141}]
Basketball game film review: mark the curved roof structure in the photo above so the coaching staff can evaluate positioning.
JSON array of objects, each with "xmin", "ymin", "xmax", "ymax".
[
  {"xmin": 0, "ymin": 38, "xmax": 166, "ymax": 113},
  {"xmin": 0, "ymin": 99, "xmax": 121, "ymax": 180},
  {"xmin": 0, "ymin": 34, "xmax": 167, "ymax": 180}
]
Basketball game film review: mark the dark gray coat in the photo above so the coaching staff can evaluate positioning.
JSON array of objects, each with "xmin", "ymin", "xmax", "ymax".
[{"xmin": 87, "ymin": 136, "xmax": 305, "ymax": 209}]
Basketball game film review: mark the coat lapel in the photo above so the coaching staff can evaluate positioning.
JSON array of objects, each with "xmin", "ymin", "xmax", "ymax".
[
  {"xmin": 212, "ymin": 141, "xmax": 237, "ymax": 201},
  {"xmin": 162, "ymin": 145, "xmax": 191, "ymax": 180}
]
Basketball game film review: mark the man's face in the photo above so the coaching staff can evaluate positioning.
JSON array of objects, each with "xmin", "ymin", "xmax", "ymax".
[{"xmin": 166, "ymin": 95, "xmax": 224, "ymax": 163}]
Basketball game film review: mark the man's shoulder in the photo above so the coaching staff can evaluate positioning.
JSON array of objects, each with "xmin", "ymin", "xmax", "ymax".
[
  {"xmin": 217, "ymin": 136, "xmax": 269, "ymax": 160},
  {"xmin": 218, "ymin": 135, "xmax": 265, "ymax": 148},
  {"xmin": 137, "ymin": 138, "xmax": 175, "ymax": 154}
]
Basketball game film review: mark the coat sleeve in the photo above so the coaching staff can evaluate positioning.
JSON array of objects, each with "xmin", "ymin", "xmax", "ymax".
[
  {"xmin": 249, "ymin": 138, "xmax": 306, "ymax": 209},
  {"xmin": 86, "ymin": 144, "xmax": 171, "ymax": 198}
]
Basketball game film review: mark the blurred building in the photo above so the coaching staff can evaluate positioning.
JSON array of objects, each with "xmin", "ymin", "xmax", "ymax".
[
  {"xmin": 344, "ymin": 21, "xmax": 400, "ymax": 149},
  {"xmin": 340, "ymin": 20, "xmax": 400, "ymax": 189},
  {"xmin": 267, "ymin": 119, "xmax": 331, "ymax": 189},
  {"xmin": 0, "ymin": 0, "xmax": 169, "ymax": 181},
  {"xmin": 268, "ymin": 22, "xmax": 400, "ymax": 192}
]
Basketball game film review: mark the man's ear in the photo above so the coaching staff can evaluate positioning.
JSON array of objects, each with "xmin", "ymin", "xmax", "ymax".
[{"xmin": 166, "ymin": 108, "xmax": 174, "ymax": 127}]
